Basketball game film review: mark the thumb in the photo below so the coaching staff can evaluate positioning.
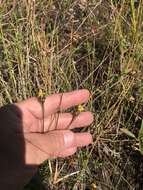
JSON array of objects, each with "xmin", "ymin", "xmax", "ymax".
[{"xmin": 24, "ymin": 130, "xmax": 74, "ymax": 164}]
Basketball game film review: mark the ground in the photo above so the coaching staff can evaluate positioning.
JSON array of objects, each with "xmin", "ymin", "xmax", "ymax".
[{"xmin": 0, "ymin": 0, "xmax": 143, "ymax": 190}]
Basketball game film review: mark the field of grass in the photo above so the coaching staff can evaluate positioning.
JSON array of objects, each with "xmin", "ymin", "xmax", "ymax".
[{"xmin": 0, "ymin": 0, "xmax": 143, "ymax": 189}]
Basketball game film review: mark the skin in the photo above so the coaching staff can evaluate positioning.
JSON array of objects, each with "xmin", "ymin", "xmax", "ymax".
[{"xmin": 16, "ymin": 89, "xmax": 94, "ymax": 165}]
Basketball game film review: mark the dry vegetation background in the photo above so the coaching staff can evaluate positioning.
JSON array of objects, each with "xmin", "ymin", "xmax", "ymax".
[{"xmin": 0, "ymin": 0, "xmax": 143, "ymax": 190}]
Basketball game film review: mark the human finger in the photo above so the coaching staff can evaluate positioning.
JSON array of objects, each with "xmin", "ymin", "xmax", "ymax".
[
  {"xmin": 33, "ymin": 111, "xmax": 93, "ymax": 133},
  {"xmin": 58, "ymin": 147, "xmax": 77, "ymax": 158},
  {"xmin": 24, "ymin": 130, "xmax": 92, "ymax": 164},
  {"xmin": 17, "ymin": 89, "xmax": 90, "ymax": 119}
]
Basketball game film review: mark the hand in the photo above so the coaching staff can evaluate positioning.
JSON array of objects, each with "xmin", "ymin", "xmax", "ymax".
[{"xmin": 16, "ymin": 89, "xmax": 93, "ymax": 165}]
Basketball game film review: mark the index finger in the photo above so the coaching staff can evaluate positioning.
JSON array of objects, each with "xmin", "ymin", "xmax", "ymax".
[{"xmin": 18, "ymin": 89, "xmax": 90, "ymax": 118}]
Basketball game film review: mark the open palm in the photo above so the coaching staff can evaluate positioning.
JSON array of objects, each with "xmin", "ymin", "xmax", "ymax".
[{"xmin": 16, "ymin": 89, "xmax": 93, "ymax": 165}]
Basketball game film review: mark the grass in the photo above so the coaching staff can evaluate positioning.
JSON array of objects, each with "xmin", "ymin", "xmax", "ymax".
[{"xmin": 0, "ymin": 0, "xmax": 143, "ymax": 189}]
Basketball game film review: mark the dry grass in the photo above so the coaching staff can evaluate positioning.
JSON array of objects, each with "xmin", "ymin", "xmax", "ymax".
[{"xmin": 0, "ymin": 0, "xmax": 143, "ymax": 190}]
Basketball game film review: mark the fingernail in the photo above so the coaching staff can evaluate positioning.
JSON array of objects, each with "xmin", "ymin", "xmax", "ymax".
[{"xmin": 64, "ymin": 132, "xmax": 74, "ymax": 148}]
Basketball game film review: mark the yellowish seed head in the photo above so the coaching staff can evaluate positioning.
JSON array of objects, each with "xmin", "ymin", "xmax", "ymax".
[
  {"xmin": 78, "ymin": 105, "xmax": 85, "ymax": 112},
  {"xmin": 91, "ymin": 182, "xmax": 97, "ymax": 189}
]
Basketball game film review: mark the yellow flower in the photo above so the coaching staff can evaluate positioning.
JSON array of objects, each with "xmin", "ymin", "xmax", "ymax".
[
  {"xmin": 78, "ymin": 105, "xmax": 85, "ymax": 112},
  {"xmin": 37, "ymin": 89, "xmax": 46, "ymax": 101}
]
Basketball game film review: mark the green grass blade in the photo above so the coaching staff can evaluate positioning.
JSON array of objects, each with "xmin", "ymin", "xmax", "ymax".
[{"xmin": 120, "ymin": 128, "xmax": 136, "ymax": 139}]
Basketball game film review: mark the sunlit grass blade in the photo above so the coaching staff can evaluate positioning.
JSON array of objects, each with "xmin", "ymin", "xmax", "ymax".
[{"xmin": 120, "ymin": 128, "xmax": 136, "ymax": 139}]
